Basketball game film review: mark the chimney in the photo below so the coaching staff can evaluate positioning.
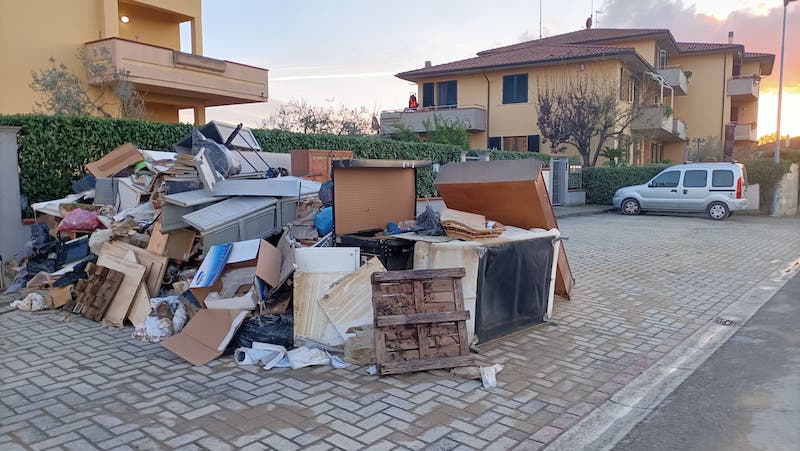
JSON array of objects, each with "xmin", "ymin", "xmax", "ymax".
[
  {"xmin": 728, "ymin": 31, "xmax": 734, "ymax": 44},
  {"xmin": 424, "ymin": 60, "xmax": 432, "ymax": 68}
]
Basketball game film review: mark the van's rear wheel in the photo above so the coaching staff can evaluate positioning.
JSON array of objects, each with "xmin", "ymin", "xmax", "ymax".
[
  {"xmin": 707, "ymin": 202, "xmax": 729, "ymax": 220},
  {"xmin": 621, "ymin": 198, "xmax": 641, "ymax": 215}
]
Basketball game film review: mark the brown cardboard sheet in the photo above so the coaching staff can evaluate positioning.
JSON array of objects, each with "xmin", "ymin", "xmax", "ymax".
[
  {"xmin": 333, "ymin": 166, "xmax": 416, "ymax": 234},
  {"xmin": 86, "ymin": 142, "xmax": 142, "ymax": 178},
  {"xmin": 161, "ymin": 309, "xmax": 249, "ymax": 366}
]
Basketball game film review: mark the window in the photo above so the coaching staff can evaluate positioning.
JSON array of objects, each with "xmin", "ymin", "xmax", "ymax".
[
  {"xmin": 488, "ymin": 137, "xmax": 501, "ymax": 149},
  {"xmin": 502, "ymin": 74, "xmax": 528, "ymax": 104},
  {"xmin": 436, "ymin": 80, "xmax": 457, "ymax": 108},
  {"xmin": 683, "ymin": 170, "xmax": 708, "ymax": 187},
  {"xmin": 620, "ymin": 68, "xmax": 625, "ymax": 100},
  {"xmin": 527, "ymin": 135, "xmax": 540, "ymax": 153},
  {"xmin": 422, "ymin": 83, "xmax": 434, "ymax": 108},
  {"xmin": 712, "ymin": 169, "xmax": 734, "ymax": 187},
  {"xmin": 503, "ymin": 136, "xmax": 527, "ymax": 152},
  {"xmin": 650, "ymin": 170, "xmax": 680, "ymax": 188},
  {"xmin": 649, "ymin": 143, "xmax": 664, "ymax": 163},
  {"xmin": 658, "ymin": 49, "xmax": 667, "ymax": 69}
]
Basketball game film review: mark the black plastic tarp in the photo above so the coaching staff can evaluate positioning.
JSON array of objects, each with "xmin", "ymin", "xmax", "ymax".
[{"xmin": 475, "ymin": 237, "xmax": 554, "ymax": 343}]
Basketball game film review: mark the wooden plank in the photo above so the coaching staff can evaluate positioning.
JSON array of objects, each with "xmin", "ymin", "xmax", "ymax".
[
  {"xmin": 372, "ymin": 280, "xmax": 388, "ymax": 366},
  {"xmin": 146, "ymin": 222, "xmax": 169, "ymax": 256},
  {"xmin": 453, "ymin": 278, "xmax": 470, "ymax": 355},
  {"xmin": 97, "ymin": 252, "xmax": 145, "ymax": 326},
  {"xmin": 126, "ymin": 282, "xmax": 152, "ymax": 326},
  {"xmin": 164, "ymin": 228, "xmax": 196, "ymax": 261},
  {"xmin": 372, "ymin": 268, "xmax": 465, "ymax": 283},
  {"xmin": 101, "ymin": 241, "xmax": 167, "ymax": 297},
  {"xmin": 318, "ymin": 257, "xmax": 386, "ymax": 340},
  {"xmin": 378, "ymin": 355, "xmax": 473, "ymax": 376},
  {"xmin": 293, "ymin": 271, "xmax": 350, "ymax": 347},
  {"xmin": 375, "ymin": 311, "xmax": 470, "ymax": 327}
]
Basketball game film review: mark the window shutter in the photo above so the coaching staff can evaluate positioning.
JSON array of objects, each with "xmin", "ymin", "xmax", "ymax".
[
  {"xmin": 503, "ymin": 76, "xmax": 513, "ymax": 104},
  {"xmin": 527, "ymin": 135, "xmax": 540, "ymax": 153},
  {"xmin": 488, "ymin": 137, "xmax": 501, "ymax": 149},
  {"xmin": 519, "ymin": 75, "xmax": 528, "ymax": 103},
  {"xmin": 422, "ymin": 83, "xmax": 434, "ymax": 107}
]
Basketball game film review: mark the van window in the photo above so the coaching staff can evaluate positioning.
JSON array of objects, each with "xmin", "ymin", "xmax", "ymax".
[
  {"xmin": 650, "ymin": 170, "xmax": 680, "ymax": 188},
  {"xmin": 712, "ymin": 170, "xmax": 734, "ymax": 187},
  {"xmin": 683, "ymin": 170, "xmax": 708, "ymax": 188}
]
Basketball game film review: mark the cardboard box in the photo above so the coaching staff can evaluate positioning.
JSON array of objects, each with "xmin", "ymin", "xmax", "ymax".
[
  {"xmin": 86, "ymin": 142, "xmax": 143, "ymax": 178},
  {"xmin": 189, "ymin": 239, "xmax": 281, "ymax": 305},
  {"xmin": 332, "ymin": 159, "xmax": 430, "ymax": 235},
  {"xmin": 435, "ymin": 158, "xmax": 575, "ymax": 299},
  {"xmin": 161, "ymin": 309, "xmax": 249, "ymax": 366}
]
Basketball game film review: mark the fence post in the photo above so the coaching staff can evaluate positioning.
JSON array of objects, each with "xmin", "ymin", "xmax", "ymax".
[{"xmin": 0, "ymin": 126, "xmax": 29, "ymax": 263}]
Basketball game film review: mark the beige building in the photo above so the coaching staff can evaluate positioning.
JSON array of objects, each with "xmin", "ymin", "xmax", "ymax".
[
  {"xmin": 383, "ymin": 29, "xmax": 773, "ymax": 165},
  {"xmin": 0, "ymin": 0, "xmax": 268, "ymax": 123}
]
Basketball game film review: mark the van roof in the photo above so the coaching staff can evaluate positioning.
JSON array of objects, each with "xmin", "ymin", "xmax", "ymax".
[{"xmin": 669, "ymin": 162, "xmax": 742, "ymax": 170}]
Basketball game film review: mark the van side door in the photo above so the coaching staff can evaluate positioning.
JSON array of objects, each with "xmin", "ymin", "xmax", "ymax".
[
  {"xmin": 680, "ymin": 169, "xmax": 709, "ymax": 211},
  {"xmin": 639, "ymin": 170, "xmax": 682, "ymax": 210}
]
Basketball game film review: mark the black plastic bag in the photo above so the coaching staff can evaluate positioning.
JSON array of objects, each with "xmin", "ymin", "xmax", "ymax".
[
  {"xmin": 31, "ymin": 222, "xmax": 57, "ymax": 254},
  {"xmin": 319, "ymin": 180, "xmax": 334, "ymax": 207},
  {"xmin": 237, "ymin": 314, "xmax": 294, "ymax": 349},
  {"xmin": 413, "ymin": 205, "xmax": 445, "ymax": 236}
]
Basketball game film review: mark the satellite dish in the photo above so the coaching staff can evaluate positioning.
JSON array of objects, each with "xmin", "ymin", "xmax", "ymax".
[{"xmin": 585, "ymin": 16, "xmax": 592, "ymax": 29}]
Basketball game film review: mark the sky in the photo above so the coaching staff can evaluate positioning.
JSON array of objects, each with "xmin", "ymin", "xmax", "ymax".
[{"xmin": 184, "ymin": 0, "xmax": 800, "ymax": 140}]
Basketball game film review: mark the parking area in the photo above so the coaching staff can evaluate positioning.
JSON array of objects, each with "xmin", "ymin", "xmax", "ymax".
[{"xmin": 2, "ymin": 213, "xmax": 799, "ymax": 451}]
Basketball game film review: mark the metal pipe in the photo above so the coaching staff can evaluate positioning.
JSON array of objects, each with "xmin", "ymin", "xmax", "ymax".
[{"xmin": 482, "ymin": 71, "xmax": 491, "ymax": 148}]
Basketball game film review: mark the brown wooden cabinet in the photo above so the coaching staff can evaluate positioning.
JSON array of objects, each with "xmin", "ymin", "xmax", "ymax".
[{"xmin": 291, "ymin": 149, "xmax": 354, "ymax": 182}]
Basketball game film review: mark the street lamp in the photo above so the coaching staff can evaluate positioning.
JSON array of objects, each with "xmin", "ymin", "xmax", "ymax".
[{"xmin": 772, "ymin": 0, "xmax": 797, "ymax": 215}]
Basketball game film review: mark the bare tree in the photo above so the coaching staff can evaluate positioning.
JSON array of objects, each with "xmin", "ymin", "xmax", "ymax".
[
  {"xmin": 261, "ymin": 99, "xmax": 376, "ymax": 135},
  {"xmin": 536, "ymin": 75, "xmax": 649, "ymax": 166},
  {"xmin": 30, "ymin": 46, "xmax": 145, "ymax": 118}
]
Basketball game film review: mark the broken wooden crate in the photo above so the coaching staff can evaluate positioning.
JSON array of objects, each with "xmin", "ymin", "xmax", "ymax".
[
  {"xmin": 66, "ymin": 263, "xmax": 124, "ymax": 321},
  {"xmin": 370, "ymin": 268, "xmax": 472, "ymax": 375}
]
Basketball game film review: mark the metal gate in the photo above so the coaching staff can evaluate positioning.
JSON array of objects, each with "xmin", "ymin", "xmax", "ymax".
[{"xmin": 551, "ymin": 157, "xmax": 568, "ymax": 206}]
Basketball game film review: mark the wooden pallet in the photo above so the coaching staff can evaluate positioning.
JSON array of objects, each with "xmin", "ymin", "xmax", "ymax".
[
  {"xmin": 370, "ymin": 268, "xmax": 472, "ymax": 375},
  {"xmin": 65, "ymin": 263, "xmax": 124, "ymax": 321}
]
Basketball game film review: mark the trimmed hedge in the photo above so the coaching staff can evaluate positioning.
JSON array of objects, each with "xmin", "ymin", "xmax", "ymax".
[
  {"xmin": 0, "ymin": 114, "xmax": 560, "ymax": 204},
  {"xmin": 744, "ymin": 159, "xmax": 792, "ymax": 213},
  {"xmin": 582, "ymin": 165, "xmax": 668, "ymax": 205}
]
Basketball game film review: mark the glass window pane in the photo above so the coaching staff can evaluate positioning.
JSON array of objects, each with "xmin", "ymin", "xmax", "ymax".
[
  {"xmin": 651, "ymin": 171, "xmax": 680, "ymax": 188},
  {"xmin": 712, "ymin": 170, "xmax": 734, "ymax": 187},
  {"xmin": 683, "ymin": 170, "xmax": 708, "ymax": 187}
]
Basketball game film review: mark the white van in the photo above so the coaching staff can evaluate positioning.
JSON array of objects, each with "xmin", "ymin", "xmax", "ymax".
[{"xmin": 612, "ymin": 162, "xmax": 748, "ymax": 220}]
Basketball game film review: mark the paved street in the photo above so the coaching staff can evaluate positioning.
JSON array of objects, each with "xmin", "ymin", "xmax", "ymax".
[
  {"xmin": 1, "ymin": 213, "xmax": 799, "ymax": 450},
  {"xmin": 614, "ymin": 271, "xmax": 800, "ymax": 451}
]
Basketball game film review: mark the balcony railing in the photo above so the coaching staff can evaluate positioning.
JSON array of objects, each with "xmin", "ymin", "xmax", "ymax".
[
  {"xmin": 380, "ymin": 104, "xmax": 487, "ymax": 134},
  {"xmin": 727, "ymin": 76, "xmax": 759, "ymax": 100},
  {"xmin": 657, "ymin": 67, "xmax": 689, "ymax": 96},
  {"xmin": 732, "ymin": 122, "xmax": 757, "ymax": 142},
  {"xmin": 84, "ymin": 38, "xmax": 268, "ymax": 106},
  {"xmin": 631, "ymin": 106, "xmax": 687, "ymax": 142}
]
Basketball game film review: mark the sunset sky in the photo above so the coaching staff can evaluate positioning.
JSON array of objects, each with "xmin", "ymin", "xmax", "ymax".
[{"xmin": 186, "ymin": 0, "xmax": 799, "ymax": 140}]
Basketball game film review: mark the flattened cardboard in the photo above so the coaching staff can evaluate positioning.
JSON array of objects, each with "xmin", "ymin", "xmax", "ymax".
[
  {"xmin": 164, "ymin": 228, "xmax": 196, "ymax": 261},
  {"xmin": 86, "ymin": 142, "xmax": 142, "ymax": 178},
  {"xmin": 161, "ymin": 309, "xmax": 249, "ymax": 366},
  {"xmin": 49, "ymin": 285, "xmax": 73, "ymax": 308},
  {"xmin": 435, "ymin": 159, "xmax": 575, "ymax": 298},
  {"xmin": 332, "ymin": 166, "xmax": 416, "ymax": 234},
  {"xmin": 256, "ymin": 239, "xmax": 281, "ymax": 288}
]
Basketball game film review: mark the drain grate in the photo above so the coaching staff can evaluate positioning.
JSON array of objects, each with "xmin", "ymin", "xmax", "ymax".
[{"xmin": 714, "ymin": 317, "xmax": 743, "ymax": 327}]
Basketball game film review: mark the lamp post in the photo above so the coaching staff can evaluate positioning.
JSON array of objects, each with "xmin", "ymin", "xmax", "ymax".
[{"xmin": 773, "ymin": 0, "xmax": 796, "ymax": 215}]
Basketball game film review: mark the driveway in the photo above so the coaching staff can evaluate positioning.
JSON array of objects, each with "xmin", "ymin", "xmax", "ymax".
[{"xmin": 1, "ymin": 214, "xmax": 799, "ymax": 450}]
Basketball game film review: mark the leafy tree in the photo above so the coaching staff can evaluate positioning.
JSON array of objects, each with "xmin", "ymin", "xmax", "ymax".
[
  {"xmin": 30, "ymin": 46, "xmax": 145, "ymax": 118},
  {"xmin": 262, "ymin": 99, "xmax": 377, "ymax": 135},
  {"xmin": 388, "ymin": 122, "xmax": 421, "ymax": 142},
  {"xmin": 689, "ymin": 136, "xmax": 722, "ymax": 162},
  {"xmin": 536, "ymin": 76, "xmax": 648, "ymax": 167}
]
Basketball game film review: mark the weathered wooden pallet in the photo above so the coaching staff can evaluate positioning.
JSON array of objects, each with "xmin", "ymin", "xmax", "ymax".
[
  {"xmin": 371, "ymin": 268, "xmax": 472, "ymax": 375},
  {"xmin": 67, "ymin": 264, "xmax": 124, "ymax": 321}
]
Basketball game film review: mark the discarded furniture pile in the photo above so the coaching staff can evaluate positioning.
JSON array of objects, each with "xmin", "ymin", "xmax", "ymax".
[{"xmin": 5, "ymin": 123, "xmax": 573, "ymax": 384}]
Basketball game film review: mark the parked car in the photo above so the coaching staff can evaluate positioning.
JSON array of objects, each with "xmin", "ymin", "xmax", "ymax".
[{"xmin": 612, "ymin": 162, "xmax": 748, "ymax": 220}]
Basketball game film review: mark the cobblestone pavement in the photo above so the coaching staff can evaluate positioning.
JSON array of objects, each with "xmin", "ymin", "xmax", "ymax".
[{"xmin": 2, "ymin": 214, "xmax": 799, "ymax": 451}]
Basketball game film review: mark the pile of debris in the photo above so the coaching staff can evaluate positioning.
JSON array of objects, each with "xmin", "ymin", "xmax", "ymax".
[{"xmin": 4, "ymin": 124, "xmax": 573, "ymax": 385}]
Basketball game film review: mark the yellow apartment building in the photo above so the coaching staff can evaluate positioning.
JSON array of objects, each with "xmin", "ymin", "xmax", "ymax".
[
  {"xmin": 382, "ymin": 28, "xmax": 773, "ymax": 165},
  {"xmin": 0, "ymin": 0, "xmax": 268, "ymax": 123}
]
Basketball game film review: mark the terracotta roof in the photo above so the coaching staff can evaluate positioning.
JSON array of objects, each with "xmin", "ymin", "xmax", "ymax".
[
  {"xmin": 479, "ymin": 28, "xmax": 673, "ymax": 55},
  {"xmin": 676, "ymin": 42, "xmax": 741, "ymax": 53},
  {"xmin": 397, "ymin": 43, "xmax": 636, "ymax": 80},
  {"xmin": 743, "ymin": 51, "xmax": 773, "ymax": 59}
]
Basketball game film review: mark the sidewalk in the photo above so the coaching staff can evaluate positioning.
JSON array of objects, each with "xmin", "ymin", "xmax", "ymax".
[
  {"xmin": 1, "ymin": 215, "xmax": 798, "ymax": 450},
  {"xmin": 553, "ymin": 204, "xmax": 613, "ymax": 219}
]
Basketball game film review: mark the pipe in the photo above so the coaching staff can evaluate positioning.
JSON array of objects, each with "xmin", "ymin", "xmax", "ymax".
[{"xmin": 482, "ymin": 71, "xmax": 490, "ymax": 148}]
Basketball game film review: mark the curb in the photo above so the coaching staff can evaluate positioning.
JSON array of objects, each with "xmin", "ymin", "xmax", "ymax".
[
  {"xmin": 555, "ymin": 208, "xmax": 615, "ymax": 219},
  {"xmin": 545, "ymin": 257, "xmax": 800, "ymax": 451}
]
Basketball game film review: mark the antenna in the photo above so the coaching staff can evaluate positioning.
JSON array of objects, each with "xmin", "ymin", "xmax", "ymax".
[
  {"xmin": 595, "ymin": 9, "xmax": 603, "ymax": 27},
  {"xmin": 539, "ymin": 0, "xmax": 542, "ymax": 39}
]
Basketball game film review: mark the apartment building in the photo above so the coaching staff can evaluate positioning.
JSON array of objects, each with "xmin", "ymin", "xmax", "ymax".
[
  {"xmin": 382, "ymin": 28, "xmax": 773, "ymax": 165},
  {"xmin": 0, "ymin": 0, "xmax": 268, "ymax": 123}
]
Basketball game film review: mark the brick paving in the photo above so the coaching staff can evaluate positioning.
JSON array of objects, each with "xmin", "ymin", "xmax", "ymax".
[{"xmin": 1, "ymin": 214, "xmax": 799, "ymax": 450}]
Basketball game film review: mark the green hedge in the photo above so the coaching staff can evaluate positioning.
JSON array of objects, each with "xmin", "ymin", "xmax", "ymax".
[
  {"xmin": 582, "ymin": 165, "xmax": 668, "ymax": 205},
  {"xmin": 744, "ymin": 159, "xmax": 792, "ymax": 213},
  {"xmin": 0, "ymin": 114, "xmax": 562, "ymax": 204}
]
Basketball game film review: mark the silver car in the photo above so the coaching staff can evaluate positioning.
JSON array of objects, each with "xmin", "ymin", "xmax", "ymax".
[{"xmin": 612, "ymin": 162, "xmax": 748, "ymax": 220}]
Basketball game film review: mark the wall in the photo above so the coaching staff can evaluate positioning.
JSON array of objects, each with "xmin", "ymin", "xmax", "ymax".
[
  {"xmin": 671, "ymin": 52, "xmax": 733, "ymax": 144},
  {"xmin": 775, "ymin": 163, "xmax": 799, "ymax": 216},
  {"xmin": 144, "ymin": 102, "xmax": 180, "ymax": 122},
  {"xmin": 0, "ymin": 127, "xmax": 30, "ymax": 262},
  {"xmin": 614, "ymin": 39, "xmax": 657, "ymax": 67},
  {"xmin": 0, "ymin": 0, "xmax": 201, "ymax": 120}
]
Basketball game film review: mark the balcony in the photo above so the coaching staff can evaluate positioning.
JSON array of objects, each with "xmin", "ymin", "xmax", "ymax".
[
  {"xmin": 657, "ymin": 66, "xmax": 688, "ymax": 96},
  {"xmin": 380, "ymin": 105, "xmax": 487, "ymax": 134},
  {"xmin": 84, "ymin": 38, "xmax": 268, "ymax": 106},
  {"xmin": 732, "ymin": 122, "xmax": 757, "ymax": 142},
  {"xmin": 631, "ymin": 106, "xmax": 687, "ymax": 142},
  {"xmin": 727, "ymin": 76, "xmax": 759, "ymax": 101}
]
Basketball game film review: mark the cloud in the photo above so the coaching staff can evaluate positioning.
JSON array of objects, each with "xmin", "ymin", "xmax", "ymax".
[
  {"xmin": 600, "ymin": 0, "xmax": 799, "ymax": 89},
  {"xmin": 271, "ymin": 71, "xmax": 396, "ymax": 82}
]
